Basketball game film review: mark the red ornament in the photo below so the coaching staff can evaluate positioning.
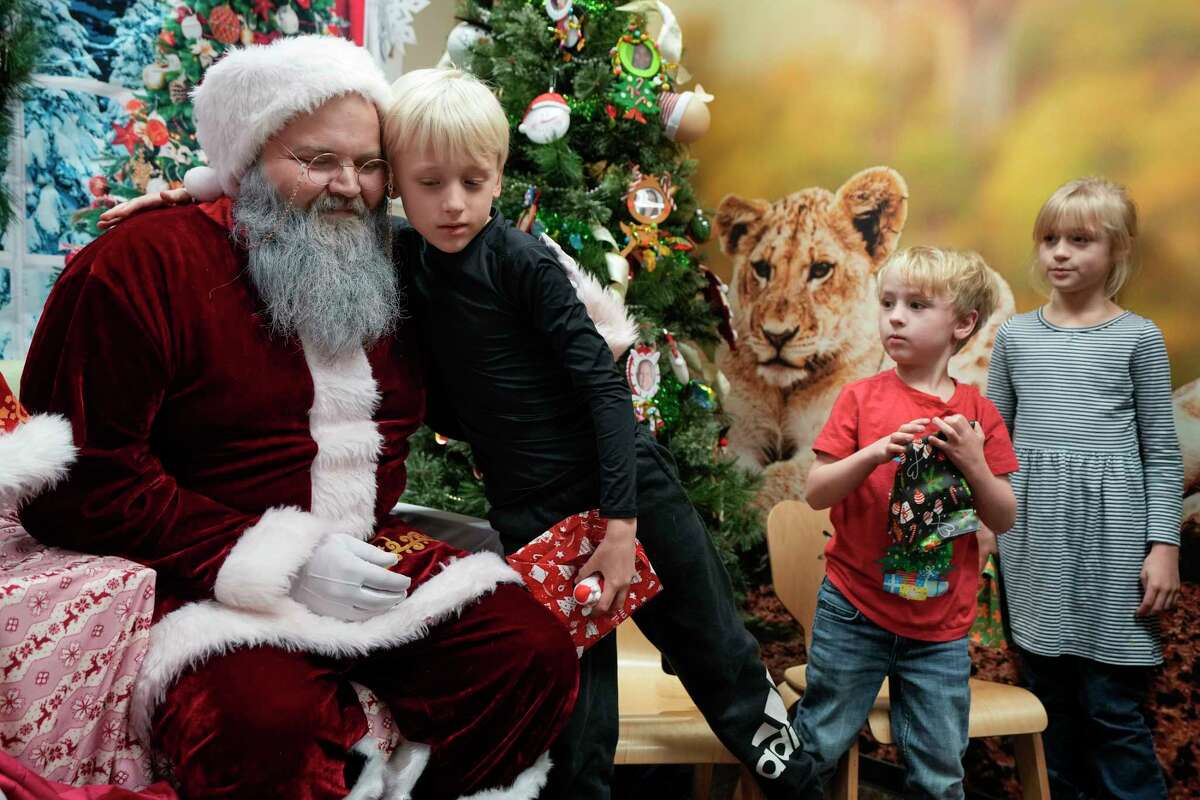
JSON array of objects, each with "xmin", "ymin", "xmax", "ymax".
[
  {"xmin": 253, "ymin": 0, "xmax": 272, "ymax": 21},
  {"xmin": 208, "ymin": 4, "xmax": 242, "ymax": 44},
  {"xmin": 159, "ymin": 30, "xmax": 175, "ymax": 47},
  {"xmin": 700, "ymin": 266, "xmax": 737, "ymax": 350},
  {"xmin": 111, "ymin": 119, "xmax": 140, "ymax": 154},
  {"xmin": 144, "ymin": 119, "xmax": 169, "ymax": 147},
  {"xmin": 87, "ymin": 175, "xmax": 109, "ymax": 198}
]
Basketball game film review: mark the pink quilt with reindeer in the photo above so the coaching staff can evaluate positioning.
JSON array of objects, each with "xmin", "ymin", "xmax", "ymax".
[
  {"xmin": 0, "ymin": 517, "xmax": 402, "ymax": 792},
  {"xmin": 0, "ymin": 518, "xmax": 155, "ymax": 788}
]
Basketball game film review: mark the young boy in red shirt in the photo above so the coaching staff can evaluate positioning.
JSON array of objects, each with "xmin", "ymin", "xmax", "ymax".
[{"xmin": 792, "ymin": 247, "xmax": 1019, "ymax": 797}]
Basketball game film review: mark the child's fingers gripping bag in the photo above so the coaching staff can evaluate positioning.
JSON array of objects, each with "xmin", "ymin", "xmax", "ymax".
[
  {"xmin": 883, "ymin": 426, "xmax": 980, "ymax": 601},
  {"xmin": 506, "ymin": 510, "xmax": 662, "ymax": 657}
]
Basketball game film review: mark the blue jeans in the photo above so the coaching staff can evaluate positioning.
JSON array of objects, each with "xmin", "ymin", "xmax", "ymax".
[
  {"xmin": 789, "ymin": 578, "xmax": 971, "ymax": 799},
  {"xmin": 1017, "ymin": 648, "xmax": 1167, "ymax": 800}
]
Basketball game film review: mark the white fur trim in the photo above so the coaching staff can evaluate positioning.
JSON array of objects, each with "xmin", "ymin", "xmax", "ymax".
[
  {"xmin": 0, "ymin": 413, "xmax": 76, "ymax": 510},
  {"xmin": 458, "ymin": 752, "xmax": 553, "ymax": 800},
  {"xmin": 305, "ymin": 344, "xmax": 383, "ymax": 540},
  {"xmin": 344, "ymin": 735, "xmax": 401, "ymax": 800},
  {"xmin": 380, "ymin": 741, "xmax": 432, "ymax": 800},
  {"xmin": 130, "ymin": 550, "xmax": 521, "ymax": 739},
  {"xmin": 183, "ymin": 166, "xmax": 223, "ymax": 203},
  {"xmin": 192, "ymin": 36, "xmax": 392, "ymax": 196},
  {"xmin": 561, "ymin": 257, "xmax": 639, "ymax": 359},
  {"xmin": 212, "ymin": 506, "xmax": 327, "ymax": 611},
  {"xmin": 375, "ymin": 747, "xmax": 550, "ymax": 800}
]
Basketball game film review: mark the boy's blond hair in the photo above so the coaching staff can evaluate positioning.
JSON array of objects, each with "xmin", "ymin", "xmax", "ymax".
[
  {"xmin": 877, "ymin": 246, "xmax": 999, "ymax": 351},
  {"xmin": 383, "ymin": 68, "xmax": 509, "ymax": 169},
  {"xmin": 1031, "ymin": 176, "xmax": 1137, "ymax": 299}
]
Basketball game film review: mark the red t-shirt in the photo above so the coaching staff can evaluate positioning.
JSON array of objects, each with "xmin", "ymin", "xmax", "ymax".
[{"xmin": 812, "ymin": 370, "xmax": 1019, "ymax": 641}]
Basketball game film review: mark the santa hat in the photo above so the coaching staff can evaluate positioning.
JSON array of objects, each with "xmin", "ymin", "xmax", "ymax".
[
  {"xmin": 190, "ymin": 35, "xmax": 392, "ymax": 198},
  {"xmin": 523, "ymin": 91, "xmax": 568, "ymax": 118},
  {"xmin": 0, "ymin": 374, "xmax": 75, "ymax": 511}
]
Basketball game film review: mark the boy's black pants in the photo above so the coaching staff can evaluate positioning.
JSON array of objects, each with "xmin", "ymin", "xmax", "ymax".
[{"xmin": 490, "ymin": 429, "xmax": 821, "ymax": 800}]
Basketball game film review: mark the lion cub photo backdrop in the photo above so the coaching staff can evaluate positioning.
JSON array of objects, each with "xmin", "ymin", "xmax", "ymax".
[{"xmin": 677, "ymin": 0, "xmax": 1199, "ymax": 793}]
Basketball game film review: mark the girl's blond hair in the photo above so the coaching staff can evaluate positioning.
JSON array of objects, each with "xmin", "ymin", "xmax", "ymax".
[
  {"xmin": 383, "ymin": 68, "xmax": 509, "ymax": 169},
  {"xmin": 877, "ymin": 246, "xmax": 999, "ymax": 351},
  {"xmin": 1032, "ymin": 177, "xmax": 1138, "ymax": 298}
]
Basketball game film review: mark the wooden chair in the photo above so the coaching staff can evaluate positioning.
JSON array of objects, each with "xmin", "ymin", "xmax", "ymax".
[
  {"xmin": 765, "ymin": 500, "xmax": 1050, "ymax": 799},
  {"xmin": 616, "ymin": 622, "xmax": 763, "ymax": 799}
]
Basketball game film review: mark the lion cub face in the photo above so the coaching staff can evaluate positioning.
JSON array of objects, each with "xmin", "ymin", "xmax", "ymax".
[{"xmin": 716, "ymin": 168, "xmax": 909, "ymax": 388}]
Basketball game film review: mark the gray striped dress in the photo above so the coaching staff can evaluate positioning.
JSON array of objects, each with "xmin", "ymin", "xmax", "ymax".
[{"xmin": 986, "ymin": 309, "xmax": 1183, "ymax": 665}]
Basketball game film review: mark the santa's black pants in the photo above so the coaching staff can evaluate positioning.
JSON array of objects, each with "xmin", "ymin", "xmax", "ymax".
[{"xmin": 490, "ymin": 428, "xmax": 823, "ymax": 800}]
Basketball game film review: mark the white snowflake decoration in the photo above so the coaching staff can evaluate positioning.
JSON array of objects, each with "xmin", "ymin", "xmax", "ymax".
[{"xmin": 364, "ymin": 0, "xmax": 430, "ymax": 65}]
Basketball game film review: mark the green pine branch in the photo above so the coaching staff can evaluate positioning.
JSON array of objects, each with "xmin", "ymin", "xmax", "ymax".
[{"xmin": 0, "ymin": 0, "xmax": 40, "ymax": 230}]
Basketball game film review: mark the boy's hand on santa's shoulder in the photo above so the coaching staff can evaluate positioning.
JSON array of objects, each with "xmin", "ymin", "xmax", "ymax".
[
  {"xmin": 929, "ymin": 415, "xmax": 986, "ymax": 472},
  {"xmin": 874, "ymin": 418, "xmax": 930, "ymax": 464},
  {"xmin": 97, "ymin": 188, "xmax": 191, "ymax": 229},
  {"xmin": 578, "ymin": 518, "xmax": 636, "ymax": 615}
]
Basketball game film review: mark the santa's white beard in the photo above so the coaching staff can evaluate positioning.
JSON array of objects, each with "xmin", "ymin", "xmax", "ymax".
[{"xmin": 233, "ymin": 165, "xmax": 402, "ymax": 359}]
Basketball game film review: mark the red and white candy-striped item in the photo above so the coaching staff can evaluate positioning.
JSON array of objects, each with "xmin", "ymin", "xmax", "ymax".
[{"xmin": 507, "ymin": 510, "xmax": 662, "ymax": 657}]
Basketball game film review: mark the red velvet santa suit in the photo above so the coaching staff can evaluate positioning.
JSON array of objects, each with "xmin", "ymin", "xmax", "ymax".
[{"xmin": 17, "ymin": 199, "xmax": 577, "ymax": 800}]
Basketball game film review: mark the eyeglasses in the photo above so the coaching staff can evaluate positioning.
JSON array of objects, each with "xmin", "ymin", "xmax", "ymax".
[{"xmin": 273, "ymin": 139, "xmax": 391, "ymax": 192}]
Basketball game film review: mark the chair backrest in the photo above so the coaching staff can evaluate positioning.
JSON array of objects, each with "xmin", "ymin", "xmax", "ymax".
[{"xmin": 766, "ymin": 500, "xmax": 833, "ymax": 653}]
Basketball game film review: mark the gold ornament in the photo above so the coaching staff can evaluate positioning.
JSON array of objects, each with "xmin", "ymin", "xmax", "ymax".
[
  {"xmin": 169, "ymin": 77, "xmax": 190, "ymax": 104},
  {"xmin": 619, "ymin": 172, "xmax": 677, "ymax": 271},
  {"xmin": 130, "ymin": 157, "xmax": 153, "ymax": 191}
]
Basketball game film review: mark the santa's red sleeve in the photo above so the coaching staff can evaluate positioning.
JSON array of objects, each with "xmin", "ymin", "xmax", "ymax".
[{"xmin": 16, "ymin": 234, "xmax": 323, "ymax": 613}]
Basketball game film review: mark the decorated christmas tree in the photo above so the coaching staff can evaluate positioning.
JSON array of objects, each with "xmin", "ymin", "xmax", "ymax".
[
  {"xmin": 73, "ymin": 0, "xmax": 344, "ymax": 237},
  {"xmin": 403, "ymin": 0, "xmax": 769, "ymax": 600}
]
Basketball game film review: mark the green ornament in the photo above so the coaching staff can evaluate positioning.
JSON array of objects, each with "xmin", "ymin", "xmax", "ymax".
[
  {"xmin": 656, "ymin": 370, "xmax": 682, "ymax": 431},
  {"xmin": 690, "ymin": 208, "xmax": 712, "ymax": 242}
]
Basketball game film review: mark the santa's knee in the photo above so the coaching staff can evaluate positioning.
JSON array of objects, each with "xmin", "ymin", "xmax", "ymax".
[
  {"xmin": 492, "ymin": 585, "xmax": 579, "ymax": 708},
  {"xmin": 154, "ymin": 647, "xmax": 356, "ymax": 797}
]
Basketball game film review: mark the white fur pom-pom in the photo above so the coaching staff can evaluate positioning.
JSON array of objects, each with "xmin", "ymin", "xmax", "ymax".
[{"xmin": 183, "ymin": 166, "xmax": 223, "ymax": 202}]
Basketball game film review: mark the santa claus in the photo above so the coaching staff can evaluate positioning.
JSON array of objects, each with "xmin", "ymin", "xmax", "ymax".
[{"xmin": 16, "ymin": 36, "xmax": 576, "ymax": 800}]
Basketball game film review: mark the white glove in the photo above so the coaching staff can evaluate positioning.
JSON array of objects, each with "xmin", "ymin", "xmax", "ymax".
[{"xmin": 291, "ymin": 533, "xmax": 412, "ymax": 621}]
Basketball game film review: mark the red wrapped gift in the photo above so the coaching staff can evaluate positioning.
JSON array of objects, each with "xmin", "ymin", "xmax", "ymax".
[
  {"xmin": 1, "ymin": 374, "xmax": 31, "ymax": 435},
  {"xmin": 506, "ymin": 510, "xmax": 662, "ymax": 656}
]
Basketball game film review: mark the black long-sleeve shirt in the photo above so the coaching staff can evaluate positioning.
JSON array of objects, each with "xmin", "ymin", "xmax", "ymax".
[{"xmin": 398, "ymin": 212, "xmax": 638, "ymax": 519}]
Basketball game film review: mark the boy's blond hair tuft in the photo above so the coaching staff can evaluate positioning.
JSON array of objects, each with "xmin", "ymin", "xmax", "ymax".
[
  {"xmin": 1031, "ymin": 176, "xmax": 1137, "ymax": 299},
  {"xmin": 877, "ymin": 246, "xmax": 999, "ymax": 351},
  {"xmin": 383, "ymin": 68, "xmax": 509, "ymax": 170}
]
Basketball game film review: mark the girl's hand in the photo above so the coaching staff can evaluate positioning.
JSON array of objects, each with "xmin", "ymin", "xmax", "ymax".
[
  {"xmin": 1136, "ymin": 543, "xmax": 1180, "ymax": 616},
  {"xmin": 97, "ymin": 188, "xmax": 193, "ymax": 229},
  {"xmin": 929, "ymin": 415, "xmax": 986, "ymax": 473},
  {"xmin": 873, "ymin": 418, "xmax": 931, "ymax": 464},
  {"xmin": 577, "ymin": 517, "xmax": 636, "ymax": 615}
]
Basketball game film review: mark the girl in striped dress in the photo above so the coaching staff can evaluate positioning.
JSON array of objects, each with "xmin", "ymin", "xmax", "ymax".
[{"xmin": 987, "ymin": 177, "xmax": 1183, "ymax": 799}]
